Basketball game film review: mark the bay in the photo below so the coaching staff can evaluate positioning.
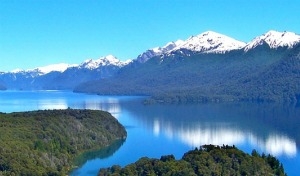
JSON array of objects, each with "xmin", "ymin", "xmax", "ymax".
[{"xmin": 0, "ymin": 90, "xmax": 299, "ymax": 176}]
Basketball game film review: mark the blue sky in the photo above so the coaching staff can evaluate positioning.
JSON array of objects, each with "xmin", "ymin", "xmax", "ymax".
[{"xmin": 1, "ymin": 0, "xmax": 299, "ymax": 71}]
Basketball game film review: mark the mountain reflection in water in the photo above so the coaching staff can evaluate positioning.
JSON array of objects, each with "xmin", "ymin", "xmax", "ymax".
[
  {"xmin": 152, "ymin": 120, "xmax": 296, "ymax": 157},
  {"xmin": 122, "ymin": 102, "xmax": 299, "ymax": 159},
  {"xmin": 1, "ymin": 91, "xmax": 299, "ymax": 175}
]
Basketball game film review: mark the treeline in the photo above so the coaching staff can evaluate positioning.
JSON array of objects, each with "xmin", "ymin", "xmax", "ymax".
[
  {"xmin": 0, "ymin": 109, "xmax": 126, "ymax": 175},
  {"xmin": 98, "ymin": 145, "xmax": 286, "ymax": 176},
  {"xmin": 74, "ymin": 44, "xmax": 300, "ymax": 104}
]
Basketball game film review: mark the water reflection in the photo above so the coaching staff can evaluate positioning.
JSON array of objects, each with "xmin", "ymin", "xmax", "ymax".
[
  {"xmin": 78, "ymin": 99, "xmax": 122, "ymax": 119},
  {"xmin": 177, "ymin": 126, "xmax": 246, "ymax": 147},
  {"xmin": 151, "ymin": 120, "xmax": 297, "ymax": 157},
  {"xmin": 37, "ymin": 99, "xmax": 68, "ymax": 109},
  {"xmin": 263, "ymin": 135, "xmax": 296, "ymax": 157},
  {"xmin": 122, "ymin": 103, "xmax": 299, "ymax": 158},
  {"xmin": 1, "ymin": 91, "xmax": 300, "ymax": 175}
]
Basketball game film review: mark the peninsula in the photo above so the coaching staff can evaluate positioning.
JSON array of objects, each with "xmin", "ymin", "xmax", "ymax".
[{"xmin": 0, "ymin": 109, "xmax": 126, "ymax": 175}]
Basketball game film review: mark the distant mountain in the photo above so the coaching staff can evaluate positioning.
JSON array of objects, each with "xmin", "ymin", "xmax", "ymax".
[
  {"xmin": 10, "ymin": 63, "xmax": 77, "ymax": 76},
  {"xmin": 244, "ymin": 30, "xmax": 300, "ymax": 51},
  {"xmin": 74, "ymin": 30, "xmax": 300, "ymax": 103},
  {"xmin": 2, "ymin": 30, "xmax": 300, "ymax": 104},
  {"xmin": 42, "ymin": 55, "xmax": 130, "ymax": 90},
  {"xmin": 79, "ymin": 55, "xmax": 131, "ymax": 69},
  {"xmin": 170, "ymin": 31, "xmax": 246, "ymax": 54},
  {"xmin": 136, "ymin": 40, "xmax": 184, "ymax": 63},
  {"xmin": 136, "ymin": 31, "xmax": 245, "ymax": 63},
  {"xmin": 0, "ymin": 55, "xmax": 129, "ymax": 90}
]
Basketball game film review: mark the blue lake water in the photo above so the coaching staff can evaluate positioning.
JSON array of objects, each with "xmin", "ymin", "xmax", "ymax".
[{"xmin": 0, "ymin": 90, "xmax": 299, "ymax": 176}]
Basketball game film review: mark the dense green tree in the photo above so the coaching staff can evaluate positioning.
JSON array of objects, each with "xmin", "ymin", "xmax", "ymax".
[
  {"xmin": 0, "ymin": 109, "xmax": 126, "ymax": 175},
  {"xmin": 98, "ymin": 145, "xmax": 286, "ymax": 176},
  {"xmin": 75, "ymin": 44, "xmax": 300, "ymax": 104}
]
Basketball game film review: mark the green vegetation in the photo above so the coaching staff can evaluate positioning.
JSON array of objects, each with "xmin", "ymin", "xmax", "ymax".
[
  {"xmin": 98, "ymin": 145, "xmax": 286, "ymax": 176},
  {"xmin": 0, "ymin": 109, "xmax": 126, "ymax": 175},
  {"xmin": 75, "ymin": 44, "xmax": 300, "ymax": 104}
]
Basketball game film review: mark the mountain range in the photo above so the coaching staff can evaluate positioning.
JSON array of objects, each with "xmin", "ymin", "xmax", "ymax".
[
  {"xmin": 1, "ymin": 30, "xmax": 300, "ymax": 103},
  {"xmin": 0, "ymin": 55, "xmax": 130, "ymax": 90}
]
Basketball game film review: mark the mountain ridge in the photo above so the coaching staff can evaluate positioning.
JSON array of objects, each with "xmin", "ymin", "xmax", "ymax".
[
  {"xmin": 2, "ymin": 30, "xmax": 299, "ymax": 74},
  {"xmin": 170, "ymin": 31, "xmax": 246, "ymax": 54},
  {"xmin": 74, "ymin": 41, "xmax": 300, "ymax": 103},
  {"xmin": 5, "ymin": 55, "xmax": 130, "ymax": 76},
  {"xmin": 1, "ymin": 30, "xmax": 300, "ymax": 103},
  {"xmin": 244, "ymin": 30, "xmax": 300, "ymax": 51}
]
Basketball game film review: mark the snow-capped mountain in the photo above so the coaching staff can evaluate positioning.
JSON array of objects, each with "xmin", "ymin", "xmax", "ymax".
[
  {"xmin": 2, "ymin": 29, "xmax": 300, "ymax": 92},
  {"xmin": 74, "ymin": 30, "xmax": 300, "ymax": 103},
  {"xmin": 35, "ymin": 63, "xmax": 78, "ymax": 74},
  {"xmin": 8, "ymin": 55, "xmax": 130, "ymax": 76},
  {"xmin": 136, "ymin": 40, "xmax": 184, "ymax": 63},
  {"xmin": 170, "ymin": 31, "xmax": 246, "ymax": 54},
  {"xmin": 31, "ymin": 63, "xmax": 79, "ymax": 75},
  {"xmin": 80, "ymin": 55, "xmax": 131, "ymax": 69},
  {"xmin": 9, "ymin": 63, "xmax": 78, "ymax": 77},
  {"xmin": 244, "ymin": 30, "xmax": 300, "ymax": 51},
  {"xmin": 0, "ymin": 55, "xmax": 131, "ymax": 90},
  {"xmin": 136, "ymin": 31, "xmax": 246, "ymax": 63}
]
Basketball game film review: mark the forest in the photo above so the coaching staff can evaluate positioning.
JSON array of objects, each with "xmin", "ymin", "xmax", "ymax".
[
  {"xmin": 74, "ymin": 44, "xmax": 300, "ymax": 104},
  {"xmin": 98, "ymin": 145, "xmax": 286, "ymax": 176},
  {"xmin": 0, "ymin": 109, "xmax": 126, "ymax": 175}
]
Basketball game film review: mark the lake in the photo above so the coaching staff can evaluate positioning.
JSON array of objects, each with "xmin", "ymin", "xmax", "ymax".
[{"xmin": 0, "ymin": 90, "xmax": 299, "ymax": 176}]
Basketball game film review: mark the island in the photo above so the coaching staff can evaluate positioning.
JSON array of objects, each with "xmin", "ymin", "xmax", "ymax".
[
  {"xmin": 0, "ymin": 109, "xmax": 126, "ymax": 175},
  {"xmin": 99, "ymin": 145, "xmax": 286, "ymax": 176}
]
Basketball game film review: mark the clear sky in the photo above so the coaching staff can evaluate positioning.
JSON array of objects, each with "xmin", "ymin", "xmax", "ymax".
[{"xmin": 0, "ymin": 0, "xmax": 299, "ymax": 72}]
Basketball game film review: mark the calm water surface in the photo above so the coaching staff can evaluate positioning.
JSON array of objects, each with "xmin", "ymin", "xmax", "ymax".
[{"xmin": 0, "ymin": 91, "xmax": 299, "ymax": 176}]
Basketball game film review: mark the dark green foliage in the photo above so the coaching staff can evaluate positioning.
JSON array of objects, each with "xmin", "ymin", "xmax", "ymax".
[
  {"xmin": 75, "ymin": 44, "xmax": 300, "ymax": 104},
  {"xmin": 98, "ymin": 145, "xmax": 286, "ymax": 176},
  {"xmin": 0, "ymin": 109, "xmax": 126, "ymax": 175}
]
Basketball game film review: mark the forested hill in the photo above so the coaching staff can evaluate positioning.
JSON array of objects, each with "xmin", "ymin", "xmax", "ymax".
[
  {"xmin": 74, "ymin": 43, "xmax": 300, "ymax": 103},
  {"xmin": 98, "ymin": 145, "xmax": 286, "ymax": 176},
  {"xmin": 0, "ymin": 109, "xmax": 126, "ymax": 175}
]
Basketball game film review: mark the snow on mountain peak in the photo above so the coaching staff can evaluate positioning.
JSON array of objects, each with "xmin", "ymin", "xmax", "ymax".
[
  {"xmin": 11, "ymin": 63, "xmax": 77, "ymax": 75},
  {"xmin": 163, "ymin": 40, "xmax": 184, "ymax": 51},
  {"xmin": 80, "ymin": 55, "xmax": 130, "ymax": 69},
  {"xmin": 244, "ymin": 30, "xmax": 300, "ymax": 51},
  {"xmin": 11, "ymin": 68, "xmax": 24, "ymax": 73},
  {"xmin": 136, "ymin": 31, "xmax": 246, "ymax": 63},
  {"xmin": 34, "ymin": 63, "xmax": 77, "ymax": 74},
  {"xmin": 171, "ymin": 31, "xmax": 246, "ymax": 54},
  {"xmin": 136, "ymin": 39, "xmax": 184, "ymax": 63}
]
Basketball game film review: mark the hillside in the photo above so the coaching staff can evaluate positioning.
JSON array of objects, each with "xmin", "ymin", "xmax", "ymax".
[
  {"xmin": 0, "ymin": 109, "xmax": 126, "ymax": 175},
  {"xmin": 98, "ymin": 145, "xmax": 286, "ymax": 176},
  {"xmin": 0, "ymin": 55, "xmax": 128, "ymax": 90},
  {"xmin": 74, "ymin": 43, "xmax": 300, "ymax": 103},
  {"xmin": 1, "ymin": 30, "xmax": 300, "ymax": 103}
]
